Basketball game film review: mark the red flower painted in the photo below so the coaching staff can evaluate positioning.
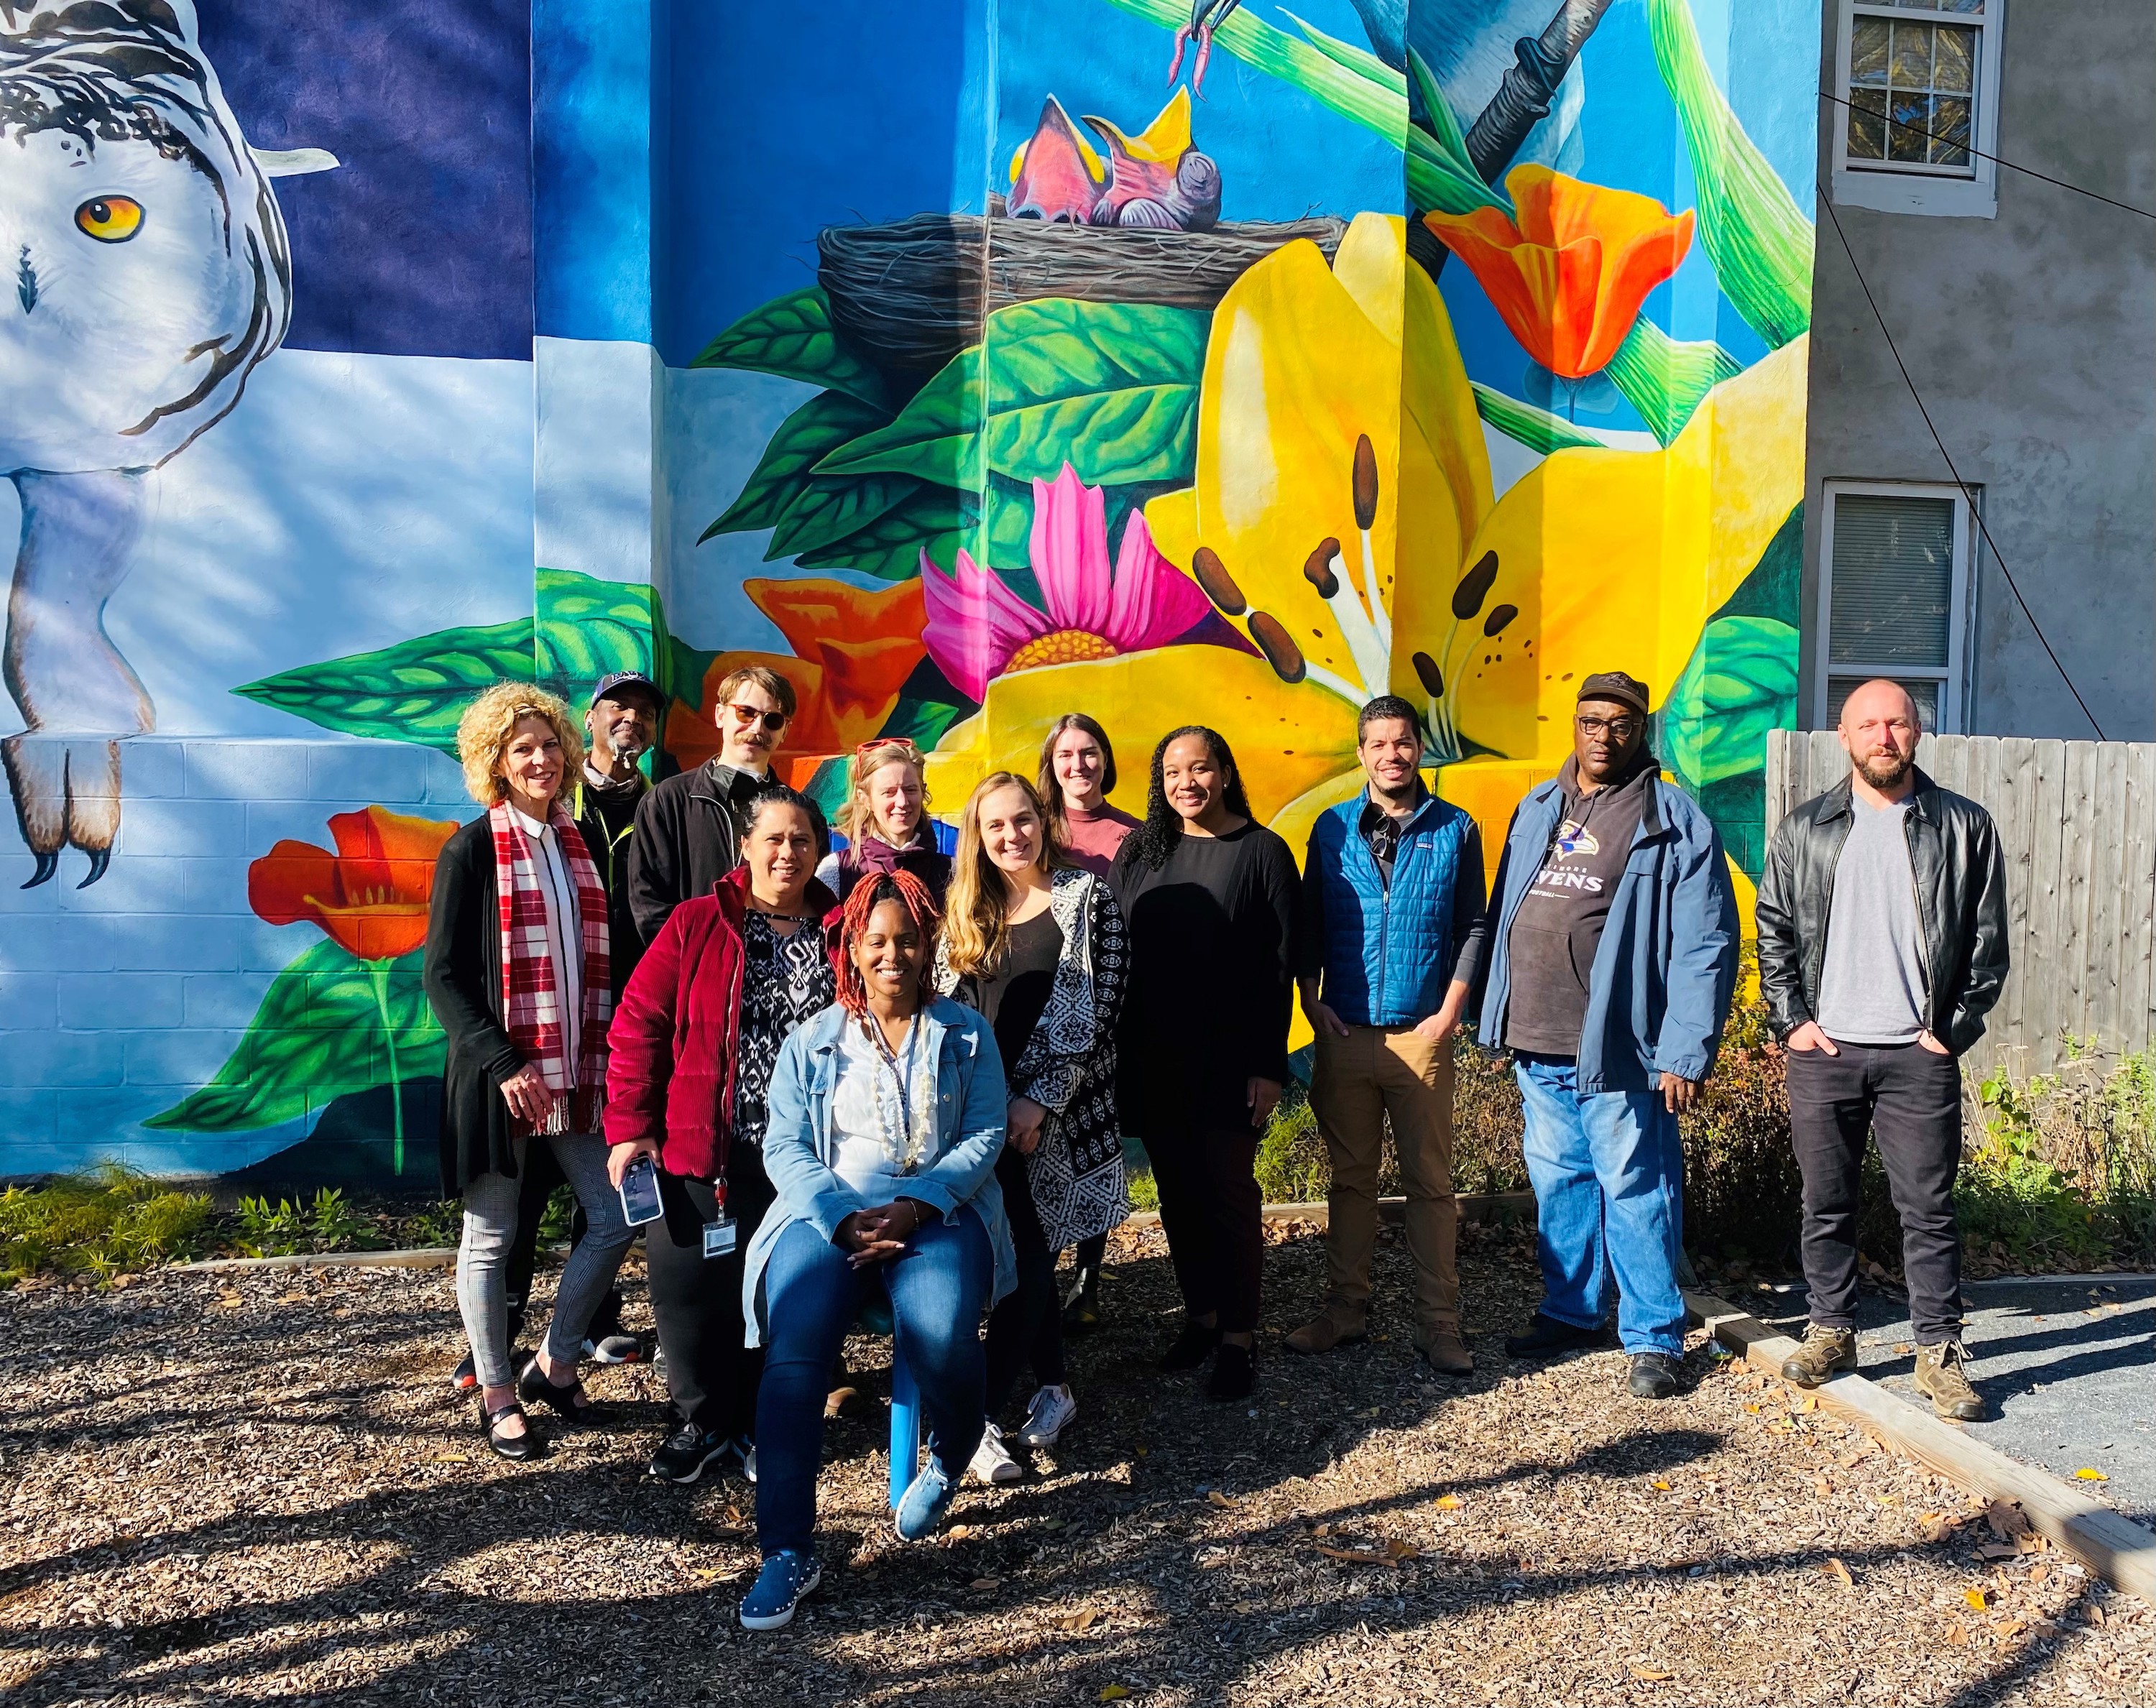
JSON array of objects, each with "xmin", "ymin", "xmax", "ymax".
[{"xmin": 249, "ymin": 806, "xmax": 458, "ymax": 961}]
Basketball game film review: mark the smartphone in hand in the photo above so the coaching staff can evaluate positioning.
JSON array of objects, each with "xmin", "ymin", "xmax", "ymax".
[{"xmin": 617, "ymin": 1155, "xmax": 663, "ymax": 1227}]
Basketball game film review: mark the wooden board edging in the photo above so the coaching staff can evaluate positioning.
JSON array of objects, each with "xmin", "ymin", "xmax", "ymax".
[{"xmin": 1685, "ymin": 1289, "xmax": 2156, "ymax": 1603}]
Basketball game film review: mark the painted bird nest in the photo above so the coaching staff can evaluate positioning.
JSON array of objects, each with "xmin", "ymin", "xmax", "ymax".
[{"xmin": 817, "ymin": 209, "xmax": 1348, "ymax": 377}]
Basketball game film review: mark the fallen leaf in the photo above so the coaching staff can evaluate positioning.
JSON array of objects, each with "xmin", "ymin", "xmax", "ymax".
[
  {"xmin": 1629, "ymin": 1666, "xmax": 1673, "ymax": 1683},
  {"xmin": 1985, "ymin": 1501, "xmax": 2032, "ymax": 1540},
  {"xmin": 1383, "ymin": 1538, "xmax": 1421, "ymax": 1561},
  {"xmin": 1054, "ymin": 1608, "xmax": 1100, "ymax": 1633},
  {"xmin": 1966, "ymin": 1587, "xmax": 1988, "ymax": 1612},
  {"xmin": 1206, "ymin": 1490, "xmax": 1235, "ymax": 1509},
  {"xmin": 214, "ymin": 1297, "xmax": 244, "ymax": 1311},
  {"xmin": 969, "ymin": 1577, "xmax": 1001, "ymax": 1590},
  {"xmin": 1838, "ymin": 1448, "xmax": 1873, "ymax": 1469},
  {"xmin": 1650, "ymin": 1480, "xmax": 1672, "ymax": 1492},
  {"xmin": 1994, "ymin": 1617, "xmax": 2027, "ymax": 1638},
  {"xmin": 947, "ymin": 1525, "xmax": 975, "ymax": 1540},
  {"xmin": 1978, "ymin": 1543, "xmax": 2021, "ymax": 1561},
  {"xmin": 2075, "ymin": 1468, "xmax": 2109, "ymax": 1482},
  {"xmin": 1038, "ymin": 1519, "xmax": 1064, "ymax": 1532},
  {"xmin": 428, "ymin": 1453, "xmax": 468, "ymax": 1464},
  {"xmin": 2030, "ymin": 1565, "xmax": 2050, "ymax": 1586},
  {"xmin": 1230, "ymin": 1599, "xmax": 1258, "ymax": 1615},
  {"xmin": 2087, "ymin": 1605, "xmax": 2107, "ymax": 1628},
  {"xmin": 1815, "ymin": 1478, "xmax": 1831, "ymax": 1498},
  {"xmin": 1822, "ymin": 1557, "xmax": 1855, "ymax": 1589},
  {"xmin": 1743, "ymin": 1403, "xmax": 1761, "ymax": 1415},
  {"xmin": 1310, "ymin": 1522, "xmax": 1334, "ymax": 1538},
  {"xmin": 1794, "ymin": 1394, "xmax": 1819, "ymax": 1413},
  {"xmin": 1100, "ymin": 1688, "xmax": 1132, "ymax": 1702},
  {"xmin": 1133, "ymin": 1446, "xmax": 1148, "ymax": 1459},
  {"xmin": 1317, "ymin": 1545, "xmax": 1391, "ymax": 1566},
  {"xmin": 1945, "ymin": 1622, "xmax": 1968, "ymax": 1646},
  {"xmin": 1434, "ymin": 1496, "xmax": 1463, "ymax": 1511}
]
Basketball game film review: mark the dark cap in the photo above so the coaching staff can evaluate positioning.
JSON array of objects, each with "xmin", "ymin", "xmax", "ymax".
[
  {"xmin": 591, "ymin": 670, "xmax": 663, "ymax": 710},
  {"xmin": 1576, "ymin": 670, "xmax": 1650, "ymax": 716}
]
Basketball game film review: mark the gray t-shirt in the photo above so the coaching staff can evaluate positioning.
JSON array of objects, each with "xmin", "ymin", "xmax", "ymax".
[{"xmin": 1815, "ymin": 796, "xmax": 1927, "ymax": 1045}]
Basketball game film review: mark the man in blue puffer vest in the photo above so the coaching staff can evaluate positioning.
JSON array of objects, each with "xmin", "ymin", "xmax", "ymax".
[
  {"xmin": 1287, "ymin": 696, "xmax": 1487, "ymax": 1376},
  {"xmin": 1471, "ymin": 671, "xmax": 1740, "ymax": 1400}
]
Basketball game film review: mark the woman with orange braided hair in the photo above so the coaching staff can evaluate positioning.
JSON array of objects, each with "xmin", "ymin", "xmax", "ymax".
[{"xmin": 734, "ymin": 869, "xmax": 1018, "ymax": 1630}]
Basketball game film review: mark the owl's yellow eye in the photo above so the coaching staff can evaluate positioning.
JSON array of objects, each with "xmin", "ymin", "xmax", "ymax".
[{"xmin": 75, "ymin": 196, "xmax": 144, "ymax": 243}]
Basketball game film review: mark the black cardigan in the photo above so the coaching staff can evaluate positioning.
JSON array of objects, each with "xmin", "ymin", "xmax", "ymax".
[{"xmin": 423, "ymin": 816, "xmax": 527, "ymax": 1195}]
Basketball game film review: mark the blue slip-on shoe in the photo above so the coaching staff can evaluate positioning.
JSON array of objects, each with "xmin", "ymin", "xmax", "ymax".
[
  {"xmin": 739, "ymin": 1549, "xmax": 821, "ymax": 1631},
  {"xmin": 893, "ymin": 1459, "xmax": 958, "ymax": 1543}
]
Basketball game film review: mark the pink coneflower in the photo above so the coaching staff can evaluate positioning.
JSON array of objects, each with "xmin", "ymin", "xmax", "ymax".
[{"xmin": 921, "ymin": 463, "xmax": 1222, "ymax": 701}]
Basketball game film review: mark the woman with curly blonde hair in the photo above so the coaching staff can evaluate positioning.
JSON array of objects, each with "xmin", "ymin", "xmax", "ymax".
[
  {"xmin": 424, "ymin": 682, "xmax": 633, "ymax": 1460},
  {"xmin": 814, "ymin": 737, "xmax": 952, "ymax": 906}
]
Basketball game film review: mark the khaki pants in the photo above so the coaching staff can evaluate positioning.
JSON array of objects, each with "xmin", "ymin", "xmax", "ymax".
[{"xmin": 1310, "ymin": 1024, "xmax": 1458, "ymax": 1331}]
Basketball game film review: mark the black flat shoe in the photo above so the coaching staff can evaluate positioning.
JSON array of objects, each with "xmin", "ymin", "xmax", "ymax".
[
  {"xmin": 1160, "ymin": 1319, "xmax": 1222, "ymax": 1371},
  {"xmin": 1627, "ymin": 1352, "xmax": 1685, "ymax": 1400},
  {"xmin": 1207, "ymin": 1342, "xmax": 1256, "ymax": 1401},
  {"xmin": 478, "ymin": 1398, "xmax": 536, "ymax": 1462},
  {"xmin": 517, "ymin": 1355, "xmax": 599, "ymax": 1424},
  {"xmin": 1062, "ymin": 1267, "xmax": 1102, "ymax": 1336},
  {"xmin": 1503, "ymin": 1312, "xmax": 1613, "ymax": 1360}
]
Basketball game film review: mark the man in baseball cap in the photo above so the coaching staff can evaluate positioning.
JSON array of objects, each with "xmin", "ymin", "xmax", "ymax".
[{"xmin": 1458, "ymin": 670, "xmax": 1739, "ymax": 1400}]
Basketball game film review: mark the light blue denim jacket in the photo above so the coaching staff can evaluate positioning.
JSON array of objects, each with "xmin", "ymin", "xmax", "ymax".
[{"xmin": 742, "ymin": 996, "xmax": 1016, "ymax": 1347}]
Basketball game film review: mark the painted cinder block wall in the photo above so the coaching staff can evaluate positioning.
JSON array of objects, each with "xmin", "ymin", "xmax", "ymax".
[{"xmin": 1, "ymin": 0, "xmax": 1825, "ymax": 1188}]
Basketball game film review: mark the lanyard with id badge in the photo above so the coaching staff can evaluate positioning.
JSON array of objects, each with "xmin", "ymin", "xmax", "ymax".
[{"xmin": 702, "ymin": 1192, "xmax": 737, "ymax": 1259}]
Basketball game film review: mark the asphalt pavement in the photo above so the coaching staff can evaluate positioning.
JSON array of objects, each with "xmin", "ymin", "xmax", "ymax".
[{"xmin": 1748, "ymin": 1275, "xmax": 2156, "ymax": 1523}]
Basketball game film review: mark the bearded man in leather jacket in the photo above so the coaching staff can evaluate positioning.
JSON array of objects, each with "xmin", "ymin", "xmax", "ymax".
[{"xmin": 1756, "ymin": 679, "xmax": 2008, "ymax": 1420}]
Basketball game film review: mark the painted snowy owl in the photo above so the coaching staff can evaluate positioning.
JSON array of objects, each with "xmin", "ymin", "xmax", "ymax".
[{"xmin": 0, "ymin": 0, "xmax": 297, "ymax": 885}]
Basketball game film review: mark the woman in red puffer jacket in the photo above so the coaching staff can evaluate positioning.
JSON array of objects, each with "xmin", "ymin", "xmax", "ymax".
[{"xmin": 606, "ymin": 782, "xmax": 836, "ymax": 1486}]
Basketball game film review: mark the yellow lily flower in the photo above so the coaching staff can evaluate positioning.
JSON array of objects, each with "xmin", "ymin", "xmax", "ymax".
[{"xmin": 926, "ymin": 211, "xmax": 1806, "ymax": 887}]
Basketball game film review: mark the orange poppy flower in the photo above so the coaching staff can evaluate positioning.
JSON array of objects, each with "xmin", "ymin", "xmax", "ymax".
[
  {"xmin": 249, "ymin": 805, "xmax": 459, "ymax": 961},
  {"xmin": 1424, "ymin": 165, "xmax": 1695, "ymax": 381},
  {"xmin": 665, "ymin": 576, "xmax": 929, "ymax": 775}
]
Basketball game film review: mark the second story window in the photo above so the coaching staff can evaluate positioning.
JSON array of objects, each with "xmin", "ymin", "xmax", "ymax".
[{"xmin": 1833, "ymin": 1, "xmax": 2003, "ymax": 217}]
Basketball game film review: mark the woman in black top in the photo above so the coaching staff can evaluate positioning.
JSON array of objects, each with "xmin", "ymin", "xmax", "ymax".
[
  {"xmin": 1112, "ymin": 726, "xmax": 1297, "ymax": 1402},
  {"xmin": 938, "ymin": 773, "xmax": 1128, "ymax": 1480}
]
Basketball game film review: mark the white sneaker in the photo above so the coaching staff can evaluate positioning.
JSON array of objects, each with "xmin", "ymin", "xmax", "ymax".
[
  {"xmin": 967, "ymin": 1422, "xmax": 1022, "ymax": 1485},
  {"xmin": 1015, "ymin": 1384, "xmax": 1077, "ymax": 1448}
]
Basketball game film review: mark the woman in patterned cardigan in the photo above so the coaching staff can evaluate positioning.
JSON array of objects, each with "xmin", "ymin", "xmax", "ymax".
[{"xmin": 936, "ymin": 772, "xmax": 1129, "ymax": 1482}]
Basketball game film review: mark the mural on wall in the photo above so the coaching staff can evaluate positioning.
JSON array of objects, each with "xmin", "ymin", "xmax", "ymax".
[{"xmin": 1, "ymin": 0, "xmax": 1815, "ymax": 1183}]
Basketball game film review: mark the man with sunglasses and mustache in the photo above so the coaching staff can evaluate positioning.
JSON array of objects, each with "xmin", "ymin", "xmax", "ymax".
[{"xmin": 629, "ymin": 666, "xmax": 796, "ymax": 945}]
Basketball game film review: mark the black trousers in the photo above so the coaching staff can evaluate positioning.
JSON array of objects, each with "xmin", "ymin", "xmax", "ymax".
[
  {"xmin": 643, "ymin": 1149, "xmax": 773, "ymax": 1439},
  {"xmin": 984, "ymin": 1147, "xmax": 1066, "ymax": 1416},
  {"xmin": 502, "ymin": 1140, "xmax": 627, "ymax": 1342},
  {"xmin": 1785, "ymin": 1040, "xmax": 1966, "ymax": 1343},
  {"xmin": 1146, "ymin": 1126, "xmax": 1263, "ymax": 1334}
]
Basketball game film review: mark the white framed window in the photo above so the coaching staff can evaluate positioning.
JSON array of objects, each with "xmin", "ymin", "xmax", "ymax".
[
  {"xmin": 1816, "ymin": 481, "xmax": 1975, "ymax": 733},
  {"xmin": 1830, "ymin": 0, "xmax": 2004, "ymax": 218}
]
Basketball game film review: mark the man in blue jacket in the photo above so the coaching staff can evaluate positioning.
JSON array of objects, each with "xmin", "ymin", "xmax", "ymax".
[
  {"xmin": 1470, "ymin": 672, "xmax": 1739, "ymax": 1399},
  {"xmin": 1288, "ymin": 696, "xmax": 1485, "ymax": 1376}
]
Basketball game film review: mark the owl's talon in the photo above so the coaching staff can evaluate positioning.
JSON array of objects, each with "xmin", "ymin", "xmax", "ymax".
[
  {"xmin": 22, "ymin": 849, "xmax": 57, "ymax": 889},
  {"xmin": 77, "ymin": 846, "xmax": 110, "ymax": 888}
]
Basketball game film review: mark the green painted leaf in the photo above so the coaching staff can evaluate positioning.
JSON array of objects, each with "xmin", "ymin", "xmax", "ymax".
[
  {"xmin": 704, "ymin": 390, "xmax": 894, "ymax": 540},
  {"xmin": 818, "ymin": 300, "xmax": 1208, "ymax": 491},
  {"xmin": 144, "ymin": 943, "xmax": 443, "ymax": 1132},
  {"xmin": 794, "ymin": 485, "xmax": 977, "ymax": 582},
  {"xmin": 535, "ymin": 570, "xmax": 658, "ymax": 702},
  {"xmin": 1404, "ymin": 49, "xmax": 1501, "ymax": 216},
  {"xmin": 1662, "ymin": 616, "xmax": 1800, "ymax": 789},
  {"xmin": 1648, "ymin": 0, "xmax": 1812, "ymax": 348},
  {"xmin": 980, "ymin": 479, "xmax": 1033, "ymax": 571},
  {"xmin": 1605, "ymin": 320, "xmax": 1743, "ymax": 446},
  {"xmin": 1471, "ymin": 383, "xmax": 1602, "ymax": 453},
  {"xmin": 234, "ymin": 619, "xmax": 535, "ymax": 754},
  {"xmin": 766, "ymin": 470, "xmax": 925, "ymax": 562},
  {"xmin": 691, "ymin": 286, "xmax": 890, "ymax": 407}
]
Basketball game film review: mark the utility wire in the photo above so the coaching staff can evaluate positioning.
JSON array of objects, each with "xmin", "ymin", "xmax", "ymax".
[
  {"xmin": 1818, "ymin": 89, "xmax": 2156, "ymax": 222},
  {"xmin": 1818, "ymin": 190, "xmax": 2108, "ymax": 739}
]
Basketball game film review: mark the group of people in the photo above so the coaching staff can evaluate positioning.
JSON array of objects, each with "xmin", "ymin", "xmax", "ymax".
[{"xmin": 422, "ymin": 660, "xmax": 2008, "ymax": 1632}]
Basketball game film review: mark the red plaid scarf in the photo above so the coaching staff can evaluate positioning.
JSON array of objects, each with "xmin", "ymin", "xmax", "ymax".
[{"xmin": 489, "ymin": 800, "xmax": 611, "ymax": 1135}]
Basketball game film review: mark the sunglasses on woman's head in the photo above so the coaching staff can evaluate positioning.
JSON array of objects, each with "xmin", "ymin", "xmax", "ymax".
[{"xmin": 728, "ymin": 702, "xmax": 788, "ymax": 733}]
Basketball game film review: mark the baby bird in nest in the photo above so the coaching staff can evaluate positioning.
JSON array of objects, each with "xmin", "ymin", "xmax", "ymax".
[{"xmin": 1005, "ymin": 91, "xmax": 1220, "ymax": 232}]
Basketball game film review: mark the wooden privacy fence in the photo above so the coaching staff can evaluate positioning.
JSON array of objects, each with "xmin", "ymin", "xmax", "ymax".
[{"xmin": 1764, "ymin": 730, "xmax": 2156, "ymax": 1074}]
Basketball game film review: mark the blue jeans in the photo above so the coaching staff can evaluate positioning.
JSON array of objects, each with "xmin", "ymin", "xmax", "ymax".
[
  {"xmin": 755, "ymin": 1207, "xmax": 992, "ymax": 1556},
  {"xmin": 1514, "ymin": 1055, "xmax": 1687, "ymax": 1357}
]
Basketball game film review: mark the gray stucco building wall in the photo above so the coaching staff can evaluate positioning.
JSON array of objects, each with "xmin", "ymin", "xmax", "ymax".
[{"xmin": 1803, "ymin": 0, "xmax": 2155, "ymax": 740}]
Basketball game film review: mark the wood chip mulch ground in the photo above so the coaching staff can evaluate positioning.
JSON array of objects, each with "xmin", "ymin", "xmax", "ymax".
[{"xmin": 2, "ymin": 1221, "xmax": 2150, "ymax": 1706}]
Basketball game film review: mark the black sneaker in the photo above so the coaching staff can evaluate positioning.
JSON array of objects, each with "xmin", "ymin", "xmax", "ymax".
[
  {"xmin": 647, "ymin": 1423, "xmax": 731, "ymax": 1485},
  {"xmin": 1503, "ymin": 1312, "xmax": 1611, "ymax": 1360},
  {"xmin": 1062, "ymin": 1266, "xmax": 1102, "ymax": 1336},
  {"xmin": 1627, "ymin": 1352, "xmax": 1685, "ymax": 1400},
  {"xmin": 1207, "ymin": 1342, "xmax": 1256, "ymax": 1401}
]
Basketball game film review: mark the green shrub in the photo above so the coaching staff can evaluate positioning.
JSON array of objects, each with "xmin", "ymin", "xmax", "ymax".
[{"xmin": 0, "ymin": 1165, "xmax": 214, "ymax": 1285}]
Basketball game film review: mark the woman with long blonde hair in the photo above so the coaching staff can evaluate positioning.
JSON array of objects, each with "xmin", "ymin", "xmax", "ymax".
[
  {"xmin": 936, "ymin": 772, "xmax": 1128, "ymax": 1483},
  {"xmin": 815, "ymin": 737, "xmax": 952, "ymax": 905}
]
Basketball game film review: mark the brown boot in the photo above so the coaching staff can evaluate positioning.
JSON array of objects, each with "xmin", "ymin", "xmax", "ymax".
[
  {"xmin": 1913, "ymin": 1341, "xmax": 1985, "ymax": 1421},
  {"xmin": 1284, "ymin": 1303, "xmax": 1367, "ymax": 1356},
  {"xmin": 1779, "ymin": 1324, "xmax": 1858, "ymax": 1388},
  {"xmin": 1415, "ymin": 1326, "xmax": 1474, "ymax": 1377}
]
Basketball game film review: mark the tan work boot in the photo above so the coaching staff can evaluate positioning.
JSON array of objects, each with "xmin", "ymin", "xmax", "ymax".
[
  {"xmin": 1913, "ymin": 1341, "xmax": 1985, "ymax": 1421},
  {"xmin": 1779, "ymin": 1324, "xmax": 1858, "ymax": 1388},
  {"xmin": 1415, "ymin": 1326, "xmax": 1474, "ymax": 1377},
  {"xmin": 1284, "ymin": 1303, "xmax": 1367, "ymax": 1355}
]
